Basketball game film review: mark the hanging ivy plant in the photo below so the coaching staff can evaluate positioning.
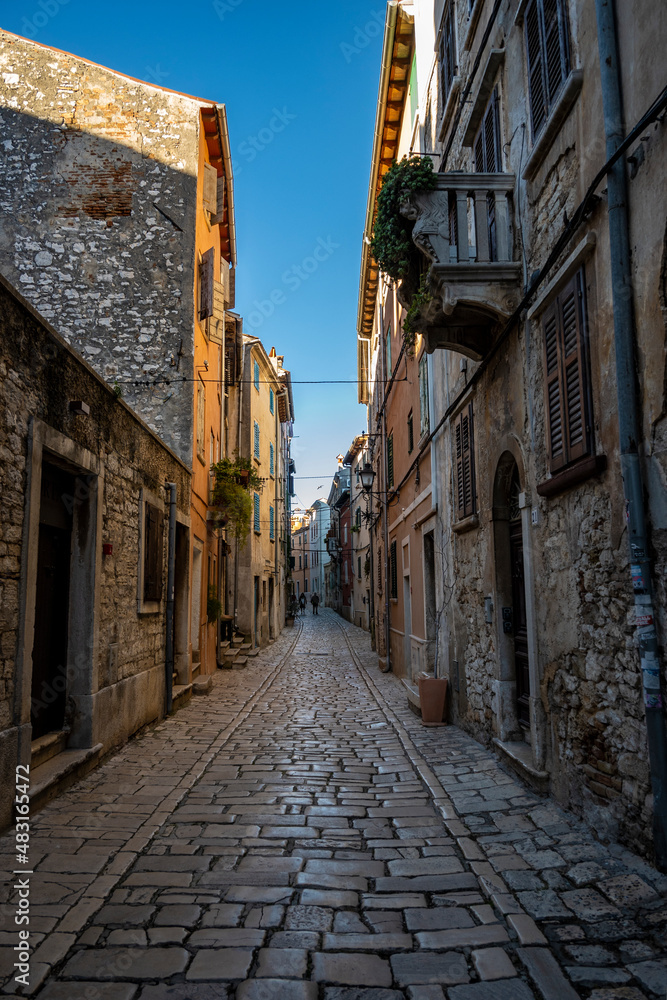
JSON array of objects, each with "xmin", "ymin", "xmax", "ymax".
[
  {"xmin": 211, "ymin": 456, "xmax": 263, "ymax": 543},
  {"xmin": 402, "ymin": 271, "xmax": 433, "ymax": 355},
  {"xmin": 370, "ymin": 155, "xmax": 437, "ymax": 281},
  {"xmin": 207, "ymin": 585, "xmax": 223, "ymax": 623}
]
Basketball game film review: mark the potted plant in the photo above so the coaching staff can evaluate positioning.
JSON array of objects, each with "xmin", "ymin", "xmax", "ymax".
[
  {"xmin": 210, "ymin": 456, "xmax": 263, "ymax": 544},
  {"xmin": 207, "ymin": 585, "xmax": 222, "ymax": 624}
]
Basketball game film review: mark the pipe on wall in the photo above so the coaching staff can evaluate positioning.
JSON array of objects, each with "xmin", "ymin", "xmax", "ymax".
[{"xmin": 164, "ymin": 482, "xmax": 177, "ymax": 715}]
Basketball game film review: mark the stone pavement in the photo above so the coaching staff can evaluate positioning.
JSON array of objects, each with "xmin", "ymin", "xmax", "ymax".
[{"xmin": 1, "ymin": 609, "xmax": 666, "ymax": 1000}]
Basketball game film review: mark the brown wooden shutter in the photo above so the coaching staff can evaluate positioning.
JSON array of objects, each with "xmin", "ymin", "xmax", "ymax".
[
  {"xmin": 543, "ymin": 0, "xmax": 567, "ymax": 103},
  {"xmin": 203, "ymin": 163, "xmax": 218, "ymax": 214},
  {"xmin": 559, "ymin": 272, "xmax": 588, "ymax": 462},
  {"xmin": 199, "ymin": 248, "xmax": 214, "ymax": 320},
  {"xmin": 455, "ymin": 404, "xmax": 476, "ymax": 519},
  {"xmin": 390, "ymin": 540, "xmax": 397, "ymax": 599},
  {"xmin": 144, "ymin": 503, "xmax": 164, "ymax": 602},
  {"xmin": 543, "ymin": 297, "xmax": 566, "ymax": 471},
  {"xmin": 211, "ymin": 173, "xmax": 226, "ymax": 225},
  {"xmin": 387, "ymin": 433, "xmax": 394, "ymax": 489},
  {"xmin": 525, "ymin": 0, "xmax": 547, "ymax": 136}
]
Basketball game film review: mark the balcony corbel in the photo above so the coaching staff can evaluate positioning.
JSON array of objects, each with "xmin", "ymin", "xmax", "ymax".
[{"xmin": 399, "ymin": 173, "xmax": 522, "ymax": 360}]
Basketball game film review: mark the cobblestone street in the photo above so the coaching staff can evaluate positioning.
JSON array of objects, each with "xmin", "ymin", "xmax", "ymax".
[{"xmin": 2, "ymin": 611, "xmax": 667, "ymax": 999}]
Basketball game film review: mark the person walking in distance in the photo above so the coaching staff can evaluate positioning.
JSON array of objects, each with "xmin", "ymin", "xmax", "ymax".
[
  {"xmin": 310, "ymin": 592, "xmax": 320, "ymax": 615},
  {"xmin": 299, "ymin": 592, "xmax": 307, "ymax": 616}
]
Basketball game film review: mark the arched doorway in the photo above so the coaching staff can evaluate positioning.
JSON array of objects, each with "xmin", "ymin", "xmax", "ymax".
[{"xmin": 492, "ymin": 452, "xmax": 530, "ymax": 740}]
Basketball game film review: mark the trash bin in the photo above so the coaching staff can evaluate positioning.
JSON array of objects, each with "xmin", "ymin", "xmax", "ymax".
[{"xmin": 418, "ymin": 673, "xmax": 447, "ymax": 726}]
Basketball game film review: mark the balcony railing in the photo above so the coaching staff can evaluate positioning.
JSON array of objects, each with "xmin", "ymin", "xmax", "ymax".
[{"xmin": 400, "ymin": 173, "xmax": 522, "ymax": 360}]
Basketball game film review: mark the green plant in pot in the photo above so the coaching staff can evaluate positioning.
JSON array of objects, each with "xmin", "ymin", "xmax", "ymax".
[
  {"xmin": 207, "ymin": 585, "xmax": 222, "ymax": 624},
  {"xmin": 210, "ymin": 456, "xmax": 263, "ymax": 544}
]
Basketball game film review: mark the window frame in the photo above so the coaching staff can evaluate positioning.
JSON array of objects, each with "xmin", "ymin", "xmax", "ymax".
[
  {"xmin": 137, "ymin": 489, "xmax": 165, "ymax": 614},
  {"xmin": 438, "ymin": 0, "xmax": 457, "ymax": 110}
]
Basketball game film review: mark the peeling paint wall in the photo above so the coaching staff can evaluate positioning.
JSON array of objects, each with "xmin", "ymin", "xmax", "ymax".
[{"xmin": 0, "ymin": 30, "xmax": 201, "ymax": 463}]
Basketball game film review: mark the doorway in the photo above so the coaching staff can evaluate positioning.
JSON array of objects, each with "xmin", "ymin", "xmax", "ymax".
[
  {"xmin": 254, "ymin": 576, "xmax": 260, "ymax": 647},
  {"xmin": 403, "ymin": 575, "xmax": 412, "ymax": 681},
  {"xmin": 31, "ymin": 462, "xmax": 74, "ymax": 739},
  {"xmin": 191, "ymin": 543, "xmax": 203, "ymax": 669},
  {"xmin": 268, "ymin": 577, "xmax": 275, "ymax": 639},
  {"xmin": 508, "ymin": 468, "xmax": 530, "ymax": 727}
]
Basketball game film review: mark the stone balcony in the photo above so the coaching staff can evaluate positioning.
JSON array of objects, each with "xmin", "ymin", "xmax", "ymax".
[{"xmin": 399, "ymin": 173, "xmax": 522, "ymax": 360}]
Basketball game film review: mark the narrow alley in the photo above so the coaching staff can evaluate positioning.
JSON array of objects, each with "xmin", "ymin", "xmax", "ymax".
[{"xmin": 2, "ymin": 612, "xmax": 665, "ymax": 1000}]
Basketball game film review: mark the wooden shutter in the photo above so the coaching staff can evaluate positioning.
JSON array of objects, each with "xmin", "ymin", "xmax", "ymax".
[
  {"xmin": 254, "ymin": 421, "xmax": 260, "ymax": 459},
  {"xmin": 543, "ymin": 297, "xmax": 565, "ymax": 471},
  {"xmin": 143, "ymin": 503, "xmax": 164, "ymax": 602},
  {"xmin": 543, "ymin": 0, "xmax": 568, "ymax": 104},
  {"xmin": 390, "ymin": 540, "xmax": 398, "ymax": 599},
  {"xmin": 270, "ymin": 506, "xmax": 275, "ymax": 540},
  {"xmin": 543, "ymin": 270, "xmax": 590, "ymax": 473},
  {"xmin": 203, "ymin": 163, "xmax": 218, "ymax": 214},
  {"xmin": 455, "ymin": 403, "xmax": 475, "ymax": 519},
  {"xmin": 439, "ymin": 2, "xmax": 456, "ymax": 102},
  {"xmin": 525, "ymin": 0, "xmax": 547, "ymax": 136},
  {"xmin": 211, "ymin": 173, "xmax": 226, "ymax": 225},
  {"xmin": 199, "ymin": 248, "xmax": 214, "ymax": 320},
  {"xmin": 387, "ymin": 433, "xmax": 394, "ymax": 489}
]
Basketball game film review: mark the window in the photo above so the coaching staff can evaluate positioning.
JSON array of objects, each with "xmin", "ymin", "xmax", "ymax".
[
  {"xmin": 299, "ymin": 555, "xmax": 302, "ymax": 569},
  {"xmin": 389, "ymin": 540, "xmax": 398, "ymax": 600},
  {"xmin": 358, "ymin": 556, "xmax": 362, "ymax": 580},
  {"xmin": 385, "ymin": 327, "xmax": 392, "ymax": 379},
  {"xmin": 525, "ymin": 0, "xmax": 570, "ymax": 139},
  {"xmin": 143, "ymin": 502, "xmax": 164, "ymax": 602},
  {"xmin": 254, "ymin": 420, "xmax": 260, "ymax": 460},
  {"xmin": 454, "ymin": 403, "xmax": 476, "ymax": 520},
  {"xmin": 438, "ymin": 1, "xmax": 457, "ymax": 108},
  {"xmin": 197, "ymin": 382, "xmax": 205, "ymax": 463},
  {"xmin": 419, "ymin": 354, "xmax": 430, "ymax": 435},
  {"xmin": 387, "ymin": 433, "xmax": 394, "ymax": 490},
  {"xmin": 210, "ymin": 430, "xmax": 215, "ymax": 467},
  {"xmin": 407, "ymin": 411, "xmax": 414, "ymax": 454},
  {"xmin": 269, "ymin": 388, "xmax": 274, "ymax": 414},
  {"xmin": 269, "ymin": 505, "xmax": 275, "ymax": 541},
  {"xmin": 344, "ymin": 561, "xmax": 349, "ymax": 584},
  {"xmin": 343, "ymin": 525, "xmax": 348, "ymax": 545},
  {"xmin": 253, "ymin": 493, "xmax": 261, "ymax": 533},
  {"xmin": 199, "ymin": 248, "xmax": 214, "ymax": 320},
  {"xmin": 304, "ymin": 554, "xmax": 308, "ymax": 569},
  {"xmin": 355, "ymin": 507, "xmax": 361, "ymax": 529},
  {"xmin": 254, "ymin": 359, "xmax": 260, "ymax": 391},
  {"xmin": 474, "ymin": 88, "xmax": 502, "ymax": 172},
  {"xmin": 269, "ymin": 442, "xmax": 275, "ymax": 476},
  {"xmin": 542, "ymin": 269, "xmax": 591, "ymax": 473}
]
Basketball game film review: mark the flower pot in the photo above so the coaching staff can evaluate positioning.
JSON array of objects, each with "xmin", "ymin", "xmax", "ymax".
[
  {"xmin": 418, "ymin": 674, "xmax": 447, "ymax": 727},
  {"xmin": 285, "ymin": 615, "xmax": 295, "ymax": 628}
]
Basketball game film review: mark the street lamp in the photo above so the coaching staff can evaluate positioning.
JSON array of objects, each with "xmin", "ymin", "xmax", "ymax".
[{"xmin": 359, "ymin": 462, "xmax": 375, "ymax": 493}]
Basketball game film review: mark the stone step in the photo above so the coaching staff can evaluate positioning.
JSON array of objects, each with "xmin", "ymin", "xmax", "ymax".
[
  {"xmin": 31, "ymin": 729, "xmax": 68, "ymax": 770},
  {"xmin": 193, "ymin": 677, "xmax": 212, "ymax": 696},
  {"xmin": 30, "ymin": 744, "xmax": 104, "ymax": 815},
  {"xmin": 246, "ymin": 649, "xmax": 260, "ymax": 658},
  {"xmin": 232, "ymin": 657, "xmax": 248, "ymax": 670},
  {"xmin": 172, "ymin": 683, "xmax": 193, "ymax": 712}
]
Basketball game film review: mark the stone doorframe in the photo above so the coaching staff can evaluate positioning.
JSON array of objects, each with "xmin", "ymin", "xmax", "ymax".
[
  {"xmin": 16, "ymin": 418, "xmax": 102, "ymax": 752},
  {"xmin": 491, "ymin": 443, "xmax": 547, "ymax": 770}
]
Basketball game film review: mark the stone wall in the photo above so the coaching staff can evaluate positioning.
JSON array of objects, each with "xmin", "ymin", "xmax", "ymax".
[
  {"xmin": 0, "ymin": 274, "xmax": 190, "ymax": 831},
  {"xmin": 0, "ymin": 29, "xmax": 200, "ymax": 463}
]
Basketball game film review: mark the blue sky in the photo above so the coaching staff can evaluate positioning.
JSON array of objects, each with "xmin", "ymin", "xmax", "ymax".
[{"xmin": 4, "ymin": 0, "xmax": 384, "ymax": 509}]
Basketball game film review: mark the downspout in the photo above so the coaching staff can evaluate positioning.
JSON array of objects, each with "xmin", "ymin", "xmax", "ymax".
[
  {"xmin": 164, "ymin": 482, "xmax": 177, "ymax": 715},
  {"xmin": 594, "ymin": 0, "xmax": 667, "ymax": 868}
]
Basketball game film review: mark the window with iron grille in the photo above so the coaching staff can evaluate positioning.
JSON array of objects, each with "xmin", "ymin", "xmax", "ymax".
[
  {"xmin": 438, "ymin": 1, "xmax": 457, "ymax": 108},
  {"xmin": 253, "ymin": 359, "xmax": 260, "ymax": 391},
  {"xmin": 524, "ymin": 0, "xmax": 570, "ymax": 140},
  {"xmin": 454, "ymin": 403, "xmax": 476, "ymax": 520},
  {"xmin": 269, "ymin": 388, "xmax": 274, "ymax": 414},
  {"xmin": 387, "ymin": 433, "xmax": 394, "ymax": 490},
  {"xmin": 407, "ymin": 411, "xmax": 414, "ymax": 454},
  {"xmin": 419, "ymin": 355, "xmax": 430, "ymax": 435},
  {"xmin": 253, "ymin": 493, "xmax": 261, "ymax": 533},
  {"xmin": 269, "ymin": 505, "xmax": 275, "ymax": 541},
  {"xmin": 269, "ymin": 442, "xmax": 275, "ymax": 476},
  {"xmin": 389, "ymin": 540, "xmax": 398, "ymax": 600},
  {"xmin": 542, "ymin": 269, "xmax": 592, "ymax": 473},
  {"xmin": 254, "ymin": 421, "xmax": 260, "ymax": 460},
  {"xmin": 143, "ymin": 502, "xmax": 164, "ymax": 602}
]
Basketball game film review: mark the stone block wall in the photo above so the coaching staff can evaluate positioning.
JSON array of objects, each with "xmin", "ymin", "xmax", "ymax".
[
  {"xmin": 0, "ymin": 273, "xmax": 190, "ymax": 830},
  {"xmin": 0, "ymin": 29, "xmax": 201, "ymax": 463}
]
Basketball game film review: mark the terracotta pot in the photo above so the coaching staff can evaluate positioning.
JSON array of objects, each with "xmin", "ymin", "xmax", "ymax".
[{"xmin": 418, "ymin": 674, "xmax": 447, "ymax": 726}]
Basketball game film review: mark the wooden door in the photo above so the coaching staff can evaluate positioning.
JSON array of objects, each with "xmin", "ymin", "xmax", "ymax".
[
  {"xmin": 509, "ymin": 518, "xmax": 530, "ymax": 727},
  {"xmin": 31, "ymin": 523, "xmax": 70, "ymax": 739}
]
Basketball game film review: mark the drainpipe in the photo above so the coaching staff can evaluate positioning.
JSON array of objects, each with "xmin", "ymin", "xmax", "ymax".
[
  {"xmin": 594, "ymin": 0, "xmax": 667, "ymax": 868},
  {"xmin": 165, "ymin": 482, "xmax": 177, "ymax": 715}
]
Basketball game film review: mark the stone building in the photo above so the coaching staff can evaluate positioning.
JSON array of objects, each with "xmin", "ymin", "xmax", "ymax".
[
  {"xmin": 325, "ymin": 462, "xmax": 352, "ymax": 615},
  {"xmin": 0, "ymin": 275, "xmax": 190, "ymax": 830},
  {"xmin": 0, "ymin": 29, "xmax": 238, "ymax": 684},
  {"xmin": 233, "ymin": 339, "xmax": 293, "ymax": 646},
  {"xmin": 290, "ymin": 511, "xmax": 311, "ymax": 603},
  {"xmin": 344, "ymin": 434, "xmax": 373, "ymax": 633},
  {"xmin": 358, "ymin": 0, "xmax": 667, "ymax": 861}
]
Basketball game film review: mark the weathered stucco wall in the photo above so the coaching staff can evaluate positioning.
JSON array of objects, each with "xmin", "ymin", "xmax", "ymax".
[
  {"xmin": 0, "ymin": 274, "xmax": 190, "ymax": 831},
  {"xmin": 0, "ymin": 30, "xmax": 200, "ymax": 462}
]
